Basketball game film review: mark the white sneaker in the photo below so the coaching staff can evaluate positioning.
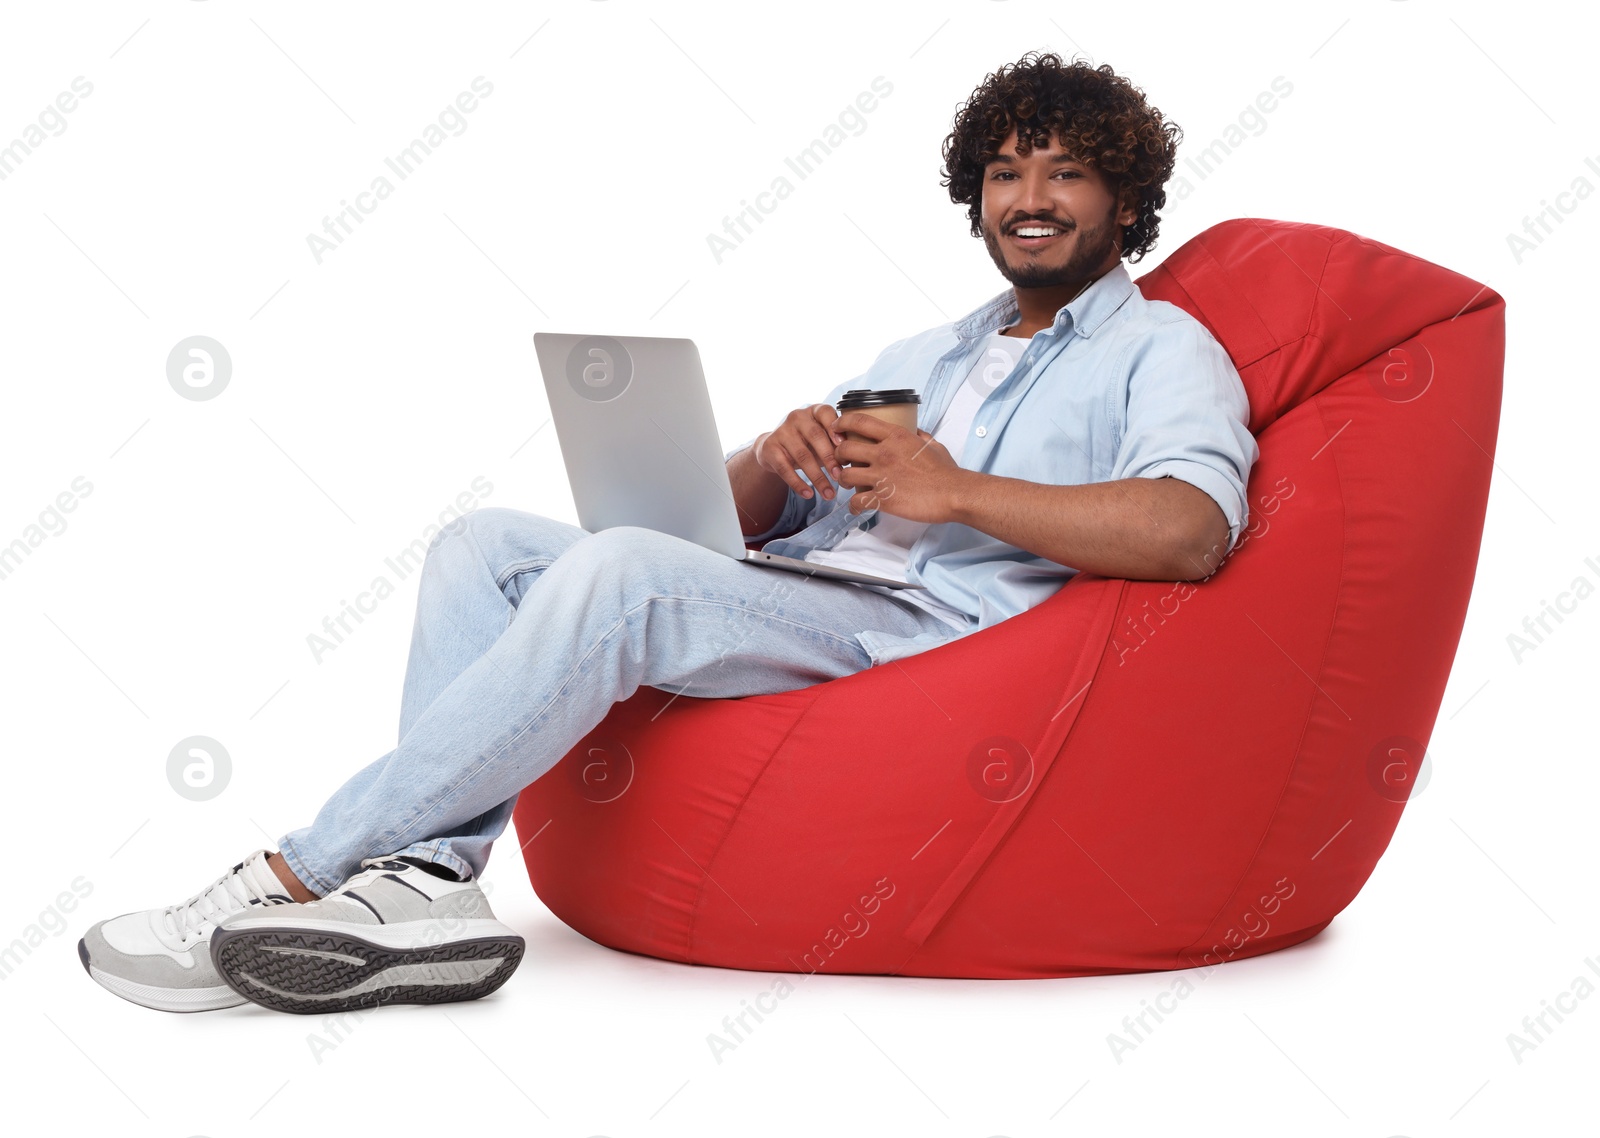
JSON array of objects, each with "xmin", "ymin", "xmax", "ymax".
[
  {"xmin": 77, "ymin": 848, "xmax": 295, "ymax": 1012},
  {"xmin": 210, "ymin": 854, "xmax": 524, "ymax": 1015}
]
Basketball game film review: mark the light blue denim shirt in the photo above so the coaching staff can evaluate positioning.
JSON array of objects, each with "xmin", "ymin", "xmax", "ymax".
[{"xmin": 722, "ymin": 260, "xmax": 1259, "ymax": 667}]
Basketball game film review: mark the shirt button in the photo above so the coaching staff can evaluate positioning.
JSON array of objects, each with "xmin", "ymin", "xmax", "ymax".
[{"xmin": 975, "ymin": 426, "xmax": 987, "ymax": 438}]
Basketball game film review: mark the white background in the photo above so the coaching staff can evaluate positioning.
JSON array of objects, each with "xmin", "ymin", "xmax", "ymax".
[{"xmin": 0, "ymin": 1, "xmax": 1594, "ymax": 1134}]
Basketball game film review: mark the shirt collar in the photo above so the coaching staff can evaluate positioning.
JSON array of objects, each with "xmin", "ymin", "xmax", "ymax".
[{"xmin": 954, "ymin": 260, "xmax": 1135, "ymax": 343}]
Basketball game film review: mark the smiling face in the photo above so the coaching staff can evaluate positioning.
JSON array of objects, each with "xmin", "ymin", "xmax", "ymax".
[{"xmin": 978, "ymin": 128, "xmax": 1138, "ymax": 291}]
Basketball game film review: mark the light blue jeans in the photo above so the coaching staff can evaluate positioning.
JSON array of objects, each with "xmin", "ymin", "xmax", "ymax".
[{"xmin": 275, "ymin": 507, "xmax": 961, "ymax": 895}]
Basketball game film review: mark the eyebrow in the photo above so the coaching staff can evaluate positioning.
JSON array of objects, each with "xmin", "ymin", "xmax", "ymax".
[{"xmin": 986, "ymin": 153, "xmax": 1085, "ymax": 166}]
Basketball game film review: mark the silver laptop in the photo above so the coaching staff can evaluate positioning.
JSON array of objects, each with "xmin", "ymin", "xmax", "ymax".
[{"xmin": 532, "ymin": 332, "xmax": 927, "ymax": 591}]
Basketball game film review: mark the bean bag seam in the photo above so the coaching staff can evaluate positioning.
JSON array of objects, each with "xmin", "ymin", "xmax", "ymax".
[
  {"xmin": 1173, "ymin": 375, "xmax": 1349, "ymax": 968},
  {"xmin": 890, "ymin": 576, "xmax": 1129, "ymax": 968},
  {"xmin": 683, "ymin": 684, "xmax": 828, "ymax": 959},
  {"xmin": 1233, "ymin": 218, "xmax": 1328, "ymax": 346},
  {"xmin": 1174, "ymin": 220, "xmax": 1330, "ymax": 438},
  {"xmin": 1166, "ymin": 229, "xmax": 1281, "ymax": 370}
]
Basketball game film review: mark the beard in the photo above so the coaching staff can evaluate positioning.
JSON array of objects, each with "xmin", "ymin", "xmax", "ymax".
[{"xmin": 981, "ymin": 202, "xmax": 1122, "ymax": 289}]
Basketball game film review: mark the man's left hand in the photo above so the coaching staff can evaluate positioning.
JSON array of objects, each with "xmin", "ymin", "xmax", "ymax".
[{"xmin": 832, "ymin": 411, "xmax": 964, "ymax": 524}]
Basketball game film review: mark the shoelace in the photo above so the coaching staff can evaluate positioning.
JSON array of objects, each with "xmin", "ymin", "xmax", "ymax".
[
  {"xmin": 357, "ymin": 856, "xmax": 411, "ymax": 873},
  {"xmin": 159, "ymin": 859, "xmax": 263, "ymax": 945}
]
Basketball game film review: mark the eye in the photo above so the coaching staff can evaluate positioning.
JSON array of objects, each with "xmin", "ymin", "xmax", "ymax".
[{"xmin": 987, "ymin": 169, "xmax": 1081, "ymax": 181}]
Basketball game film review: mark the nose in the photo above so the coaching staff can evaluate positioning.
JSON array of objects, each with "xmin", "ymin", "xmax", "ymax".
[{"xmin": 1014, "ymin": 170, "xmax": 1055, "ymax": 221}]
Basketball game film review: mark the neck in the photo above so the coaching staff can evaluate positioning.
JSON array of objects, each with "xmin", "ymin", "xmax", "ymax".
[{"xmin": 1002, "ymin": 261, "xmax": 1114, "ymax": 338}]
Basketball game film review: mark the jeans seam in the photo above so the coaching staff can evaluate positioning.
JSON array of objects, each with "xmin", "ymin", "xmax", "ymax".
[
  {"xmin": 494, "ymin": 556, "xmax": 556, "ymax": 592},
  {"xmin": 276, "ymin": 839, "xmax": 335, "ymax": 897},
  {"xmin": 399, "ymin": 839, "xmax": 473, "ymax": 880}
]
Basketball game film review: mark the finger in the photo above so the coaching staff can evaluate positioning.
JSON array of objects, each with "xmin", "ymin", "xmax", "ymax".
[
  {"xmin": 758, "ymin": 436, "xmax": 816, "ymax": 499},
  {"xmin": 807, "ymin": 407, "xmax": 848, "ymax": 482},
  {"xmin": 812, "ymin": 403, "xmax": 847, "ymax": 449},
  {"xmin": 835, "ymin": 410, "xmax": 891, "ymax": 441},
  {"xmin": 795, "ymin": 421, "xmax": 840, "ymax": 499}
]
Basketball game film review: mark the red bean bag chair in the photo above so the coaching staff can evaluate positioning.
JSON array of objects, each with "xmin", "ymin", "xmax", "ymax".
[{"xmin": 512, "ymin": 218, "xmax": 1504, "ymax": 978}]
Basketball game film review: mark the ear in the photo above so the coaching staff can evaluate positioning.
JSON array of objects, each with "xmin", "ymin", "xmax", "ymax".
[{"xmin": 1118, "ymin": 185, "xmax": 1139, "ymax": 229}]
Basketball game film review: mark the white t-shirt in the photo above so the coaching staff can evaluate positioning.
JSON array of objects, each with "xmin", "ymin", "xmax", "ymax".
[{"xmin": 803, "ymin": 329, "xmax": 1028, "ymax": 628}]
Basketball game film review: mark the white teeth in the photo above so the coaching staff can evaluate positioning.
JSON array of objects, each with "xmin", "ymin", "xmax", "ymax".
[{"xmin": 1015, "ymin": 226, "xmax": 1061, "ymax": 237}]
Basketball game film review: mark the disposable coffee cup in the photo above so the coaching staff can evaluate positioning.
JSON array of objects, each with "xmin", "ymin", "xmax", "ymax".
[{"xmin": 836, "ymin": 389, "xmax": 920, "ymax": 462}]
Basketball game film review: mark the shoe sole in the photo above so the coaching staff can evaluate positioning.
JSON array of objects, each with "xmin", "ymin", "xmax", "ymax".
[
  {"xmin": 78, "ymin": 937, "xmax": 245, "ymax": 1013},
  {"xmin": 210, "ymin": 925, "xmax": 524, "ymax": 1015}
]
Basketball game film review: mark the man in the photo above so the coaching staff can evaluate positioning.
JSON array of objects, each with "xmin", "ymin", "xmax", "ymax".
[{"xmin": 78, "ymin": 51, "xmax": 1256, "ymax": 1014}]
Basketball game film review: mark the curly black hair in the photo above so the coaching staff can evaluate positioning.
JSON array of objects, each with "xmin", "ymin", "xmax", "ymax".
[{"xmin": 940, "ymin": 52, "xmax": 1182, "ymax": 263}]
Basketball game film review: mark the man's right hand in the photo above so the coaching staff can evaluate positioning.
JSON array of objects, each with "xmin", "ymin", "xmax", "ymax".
[{"xmin": 753, "ymin": 403, "xmax": 847, "ymax": 501}]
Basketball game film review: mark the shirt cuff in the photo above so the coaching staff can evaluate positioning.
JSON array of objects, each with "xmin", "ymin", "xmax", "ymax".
[{"xmin": 1135, "ymin": 459, "xmax": 1246, "ymax": 560}]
